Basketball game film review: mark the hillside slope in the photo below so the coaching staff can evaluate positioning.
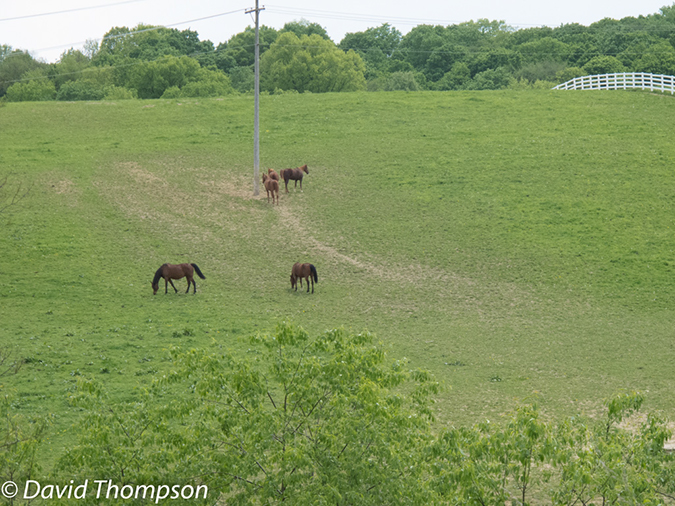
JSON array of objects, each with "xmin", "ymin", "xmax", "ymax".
[{"xmin": 1, "ymin": 90, "xmax": 674, "ymax": 462}]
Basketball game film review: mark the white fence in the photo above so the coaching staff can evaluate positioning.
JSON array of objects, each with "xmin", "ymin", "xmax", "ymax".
[{"xmin": 552, "ymin": 72, "xmax": 675, "ymax": 94}]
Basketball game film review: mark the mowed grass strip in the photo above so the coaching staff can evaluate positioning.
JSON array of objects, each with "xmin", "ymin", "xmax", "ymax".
[{"xmin": 1, "ymin": 90, "xmax": 675, "ymax": 466}]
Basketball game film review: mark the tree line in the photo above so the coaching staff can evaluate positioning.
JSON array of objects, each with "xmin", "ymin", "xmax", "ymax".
[
  {"xmin": 4, "ymin": 324, "xmax": 675, "ymax": 504},
  {"xmin": 1, "ymin": 5, "xmax": 675, "ymax": 101}
]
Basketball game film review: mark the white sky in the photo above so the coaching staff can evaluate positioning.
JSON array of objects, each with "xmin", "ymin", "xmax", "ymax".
[{"xmin": 1, "ymin": 0, "xmax": 673, "ymax": 63}]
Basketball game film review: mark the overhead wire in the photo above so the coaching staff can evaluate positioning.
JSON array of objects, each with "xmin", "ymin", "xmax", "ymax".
[
  {"xmin": 10, "ymin": 8, "xmax": 248, "ymax": 56},
  {"xmin": 4, "ymin": 1, "xmax": 675, "ymax": 59},
  {"xmin": 5, "ymin": 37, "xmax": 674, "ymax": 88},
  {"xmin": 5, "ymin": 1, "xmax": 675, "ymax": 58},
  {"xmin": 263, "ymin": 4, "xmax": 675, "ymax": 31},
  {"xmin": 2, "ymin": 2, "xmax": 675, "ymax": 86},
  {"xmin": 0, "ymin": 0, "xmax": 148, "ymax": 23},
  {"xmin": 265, "ymin": 5, "xmax": 455, "ymax": 26}
]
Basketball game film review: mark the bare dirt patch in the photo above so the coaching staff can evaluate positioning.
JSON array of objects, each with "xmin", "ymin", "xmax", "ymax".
[{"xmin": 45, "ymin": 175, "xmax": 80, "ymax": 206}]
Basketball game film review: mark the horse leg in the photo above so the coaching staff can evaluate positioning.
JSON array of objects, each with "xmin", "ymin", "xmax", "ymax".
[
  {"xmin": 306, "ymin": 276, "xmax": 310, "ymax": 293},
  {"xmin": 169, "ymin": 279, "xmax": 178, "ymax": 293},
  {"xmin": 285, "ymin": 180, "xmax": 289, "ymax": 193},
  {"xmin": 164, "ymin": 278, "xmax": 168, "ymax": 294}
]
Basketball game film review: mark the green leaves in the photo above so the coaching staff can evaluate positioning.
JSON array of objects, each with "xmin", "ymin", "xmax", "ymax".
[
  {"xmin": 429, "ymin": 393, "xmax": 675, "ymax": 505},
  {"xmin": 0, "ymin": 393, "xmax": 49, "ymax": 494},
  {"xmin": 61, "ymin": 323, "xmax": 438, "ymax": 504},
  {"xmin": 260, "ymin": 33, "xmax": 366, "ymax": 93},
  {"xmin": 35, "ymin": 343, "xmax": 675, "ymax": 505}
]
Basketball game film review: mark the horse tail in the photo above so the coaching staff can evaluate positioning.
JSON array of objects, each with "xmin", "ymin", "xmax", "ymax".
[
  {"xmin": 310, "ymin": 264, "xmax": 318, "ymax": 283},
  {"xmin": 191, "ymin": 263, "xmax": 206, "ymax": 279}
]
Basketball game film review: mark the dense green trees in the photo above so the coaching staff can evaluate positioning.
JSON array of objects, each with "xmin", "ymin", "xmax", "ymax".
[
  {"xmin": 0, "ymin": 50, "xmax": 48, "ymax": 96},
  {"xmin": 3, "ymin": 323, "xmax": 675, "ymax": 503},
  {"xmin": 124, "ymin": 55, "xmax": 233, "ymax": 99},
  {"xmin": 19, "ymin": 323, "xmax": 673, "ymax": 504},
  {"xmin": 261, "ymin": 33, "xmax": 366, "ymax": 93},
  {"xmin": 2, "ymin": 4, "xmax": 675, "ymax": 101},
  {"xmin": 58, "ymin": 324, "xmax": 439, "ymax": 505}
]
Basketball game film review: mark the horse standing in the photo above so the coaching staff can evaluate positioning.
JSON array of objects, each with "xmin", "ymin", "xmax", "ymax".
[
  {"xmin": 152, "ymin": 263, "xmax": 206, "ymax": 294},
  {"xmin": 267, "ymin": 168, "xmax": 280, "ymax": 182},
  {"xmin": 280, "ymin": 164, "xmax": 309, "ymax": 193},
  {"xmin": 262, "ymin": 173, "xmax": 279, "ymax": 204},
  {"xmin": 290, "ymin": 262, "xmax": 318, "ymax": 293}
]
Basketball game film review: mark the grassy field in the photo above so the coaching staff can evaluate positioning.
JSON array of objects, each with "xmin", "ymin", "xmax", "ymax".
[{"xmin": 1, "ymin": 90, "xmax": 675, "ymax": 467}]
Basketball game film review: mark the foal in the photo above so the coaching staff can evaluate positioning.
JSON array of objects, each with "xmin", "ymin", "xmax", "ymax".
[
  {"xmin": 262, "ymin": 173, "xmax": 279, "ymax": 204},
  {"xmin": 267, "ymin": 168, "xmax": 280, "ymax": 181}
]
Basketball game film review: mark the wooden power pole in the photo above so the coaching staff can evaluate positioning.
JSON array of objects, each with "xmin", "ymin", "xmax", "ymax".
[{"xmin": 246, "ymin": 1, "xmax": 264, "ymax": 195}]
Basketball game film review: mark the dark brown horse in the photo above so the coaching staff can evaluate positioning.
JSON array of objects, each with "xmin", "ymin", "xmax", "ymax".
[
  {"xmin": 152, "ymin": 263, "xmax": 205, "ymax": 295},
  {"xmin": 290, "ymin": 262, "xmax": 318, "ymax": 293},
  {"xmin": 262, "ymin": 173, "xmax": 279, "ymax": 204},
  {"xmin": 280, "ymin": 164, "xmax": 309, "ymax": 193}
]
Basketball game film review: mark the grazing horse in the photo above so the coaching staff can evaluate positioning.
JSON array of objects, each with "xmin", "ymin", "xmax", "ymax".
[
  {"xmin": 280, "ymin": 164, "xmax": 309, "ymax": 193},
  {"xmin": 267, "ymin": 168, "xmax": 280, "ymax": 182},
  {"xmin": 290, "ymin": 262, "xmax": 318, "ymax": 293},
  {"xmin": 152, "ymin": 263, "xmax": 205, "ymax": 295},
  {"xmin": 262, "ymin": 173, "xmax": 279, "ymax": 204}
]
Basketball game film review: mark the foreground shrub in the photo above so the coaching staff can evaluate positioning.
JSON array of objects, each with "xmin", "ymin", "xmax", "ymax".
[
  {"xmin": 428, "ymin": 391, "xmax": 675, "ymax": 505},
  {"xmin": 54, "ymin": 324, "xmax": 675, "ymax": 504},
  {"xmin": 59, "ymin": 324, "xmax": 439, "ymax": 505}
]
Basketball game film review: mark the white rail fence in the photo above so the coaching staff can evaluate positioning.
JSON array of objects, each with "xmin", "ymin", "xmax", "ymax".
[{"xmin": 552, "ymin": 72, "xmax": 675, "ymax": 94}]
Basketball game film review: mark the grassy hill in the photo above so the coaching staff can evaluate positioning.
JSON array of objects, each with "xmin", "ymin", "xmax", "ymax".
[{"xmin": 2, "ymin": 89, "xmax": 675, "ymax": 466}]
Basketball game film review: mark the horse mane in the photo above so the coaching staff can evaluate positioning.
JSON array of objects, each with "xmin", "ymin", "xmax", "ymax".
[{"xmin": 152, "ymin": 265, "xmax": 165, "ymax": 286}]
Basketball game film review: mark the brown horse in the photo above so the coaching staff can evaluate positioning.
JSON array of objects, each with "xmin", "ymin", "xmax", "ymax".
[
  {"xmin": 290, "ymin": 262, "xmax": 318, "ymax": 293},
  {"xmin": 280, "ymin": 164, "xmax": 309, "ymax": 193},
  {"xmin": 267, "ymin": 168, "xmax": 280, "ymax": 181},
  {"xmin": 152, "ymin": 263, "xmax": 205, "ymax": 295},
  {"xmin": 262, "ymin": 173, "xmax": 279, "ymax": 204}
]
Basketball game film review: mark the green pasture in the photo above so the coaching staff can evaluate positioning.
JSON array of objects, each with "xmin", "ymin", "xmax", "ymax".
[{"xmin": 1, "ymin": 90, "xmax": 675, "ymax": 467}]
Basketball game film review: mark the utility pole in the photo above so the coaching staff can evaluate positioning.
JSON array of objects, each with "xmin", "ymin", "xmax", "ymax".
[{"xmin": 246, "ymin": 1, "xmax": 264, "ymax": 195}]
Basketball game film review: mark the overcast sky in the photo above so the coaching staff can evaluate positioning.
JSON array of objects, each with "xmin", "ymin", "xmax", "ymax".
[{"xmin": 1, "ymin": 0, "xmax": 672, "ymax": 63}]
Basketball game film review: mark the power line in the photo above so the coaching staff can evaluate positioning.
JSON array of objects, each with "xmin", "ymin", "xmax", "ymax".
[
  {"xmin": 0, "ymin": 0, "xmax": 147, "ymax": 23},
  {"xmin": 18, "ymin": 8, "xmax": 247, "ymax": 56},
  {"xmin": 265, "ymin": 5, "xmax": 461, "ymax": 27},
  {"xmin": 265, "ymin": 4, "xmax": 675, "ymax": 31}
]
